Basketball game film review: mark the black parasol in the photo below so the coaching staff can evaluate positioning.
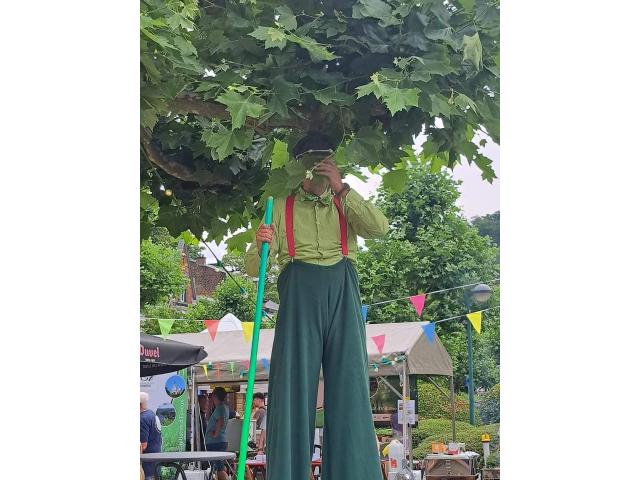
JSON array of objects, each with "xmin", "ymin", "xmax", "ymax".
[{"xmin": 140, "ymin": 333, "xmax": 207, "ymax": 376}]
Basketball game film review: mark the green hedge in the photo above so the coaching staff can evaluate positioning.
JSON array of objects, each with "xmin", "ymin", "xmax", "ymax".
[
  {"xmin": 417, "ymin": 380, "xmax": 471, "ymax": 424},
  {"xmin": 412, "ymin": 419, "xmax": 499, "ymax": 461},
  {"xmin": 478, "ymin": 383, "xmax": 500, "ymax": 424}
]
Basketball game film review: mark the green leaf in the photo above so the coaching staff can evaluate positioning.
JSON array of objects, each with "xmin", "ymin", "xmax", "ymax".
[
  {"xmin": 249, "ymin": 26, "xmax": 288, "ymax": 49},
  {"xmin": 202, "ymin": 126, "xmax": 254, "ymax": 159},
  {"xmin": 194, "ymin": 82, "xmax": 219, "ymax": 93},
  {"xmin": 275, "ymin": 5, "xmax": 297, "ymax": 31},
  {"xmin": 141, "ymin": 109, "xmax": 158, "ymax": 129},
  {"xmin": 356, "ymin": 73, "xmax": 390, "ymax": 99},
  {"xmin": 430, "ymin": 153, "xmax": 448, "ymax": 173},
  {"xmin": 173, "ymin": 37, "xmax": 198, "ymax": 57},
  {"xmin": 312, "ymin": 86, "xmax": 355, "ymax": 106},
  {"xmin": 215, "ymin": 90, "xmax": 265, "ymax": 130},
  {"xmin": 454, "ymin": 93, "xmax": 478, "ymax": 114},
  {"xmin": 271, "ymin": 139, "xmax": 289, "ymax": 169},
  {"xmin": 140, "ymin": 190, "xmax": 159, "ymax": 210},
  {"xmin": 267, "ymin": 76, "xmax": 300, "ymax": 117},
  {"xmin": 460, "ymin": 0, "xmax": 476, "ymax": 12},
  {"xmin": 409, "ymin": 63, "xmax": 432, "ymax": 83},
  {"xmin": 382, "ymin": 87, "xmax": 420, "ymax": 116},
  {"xmin": 286, "ymin": 33, "xmax": 335, "ymax": 62},
  {"xmin": 353, "ymin": 0, "xmax": 402, "ymax": 27},
  {"xmin": 429, "ymin": 94, "xmax": 452, "ymax": 118},
  {"xmin": 382, "ymin": 169, "xmax": 408, "ymax": 193},
  {"xmin": 474, "ymin": 154, "xmax": 497, "ymax": 183},
  {"xmin": 462, "ymin": 33, "xmax": 483, "ymax": 71},
  {"xmin": 419, "ymin": 139, "xmax": 442, "ymax": 158},
  {"xmin": 284, "ymin": 161, "xmax": 308, "ymax": 189},
  {"xmin": 226, "ymin": 228, "xmax": 255, "ymax": 254},
  {"xmin": 345, "ymin": 126, "xmax": 386, "ymax": 165},
  {"xmin": 261, "ymin": 167, "xmax": 290, "ymax": 201}
]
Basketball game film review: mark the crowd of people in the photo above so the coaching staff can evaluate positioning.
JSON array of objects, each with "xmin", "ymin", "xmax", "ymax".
[{"xmin": 141, "ymin": 388, "xmax": 268, "ymax": 479}]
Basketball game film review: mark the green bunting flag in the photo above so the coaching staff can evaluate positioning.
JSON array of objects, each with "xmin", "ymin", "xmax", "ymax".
[{"xmin": 158, "ymin": 319, "xmax": 175, "ymax": 338}]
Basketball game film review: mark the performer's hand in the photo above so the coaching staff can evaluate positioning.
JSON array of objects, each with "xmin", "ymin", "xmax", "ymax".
[
  {"xmin": 256, "ymin": 224, "xmax": 274, "ymax": 246},
  {"xmin": 314, "ymin": 158, "xmax": 343, "ymax": 194}
]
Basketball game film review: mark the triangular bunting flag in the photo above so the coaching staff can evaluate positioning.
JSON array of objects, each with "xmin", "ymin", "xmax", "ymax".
[
  {"xmin": 241, "ymin": 322, "xmax": 254, "ymax": 343},
  {"xmin": 243, "ymin": 360, "xmax": 251, "ymax": 371},
  {"xmin": 214, "ymin": 367, "xmax": 221, "ymax": 379},
  {"xmin": 361, "ymin": 305, "xmax": 368, "ymax": 322},
  {"xmin": 409, "ymin": 294, "xmax": 427, "ymax": 317},
  {"xmin": 202, "ymin": 364, "xmax": 209, "ymax": 378},
  {"xmin": 229, "ymin": 361, "xmax": 235, "ymax": 375},
  {"xmin": 261, "ymin": 358, "xmax": 270, "ymax": 370},
  {"xmin": 371, "ymin": 334, "xmax": 386, "ymax": 354},
  {"xmin": 422, "ymin": 323, "xmax": 436, "ymax": 343},
  {"xmin": 158, "ymin": 319, "xmax": 175, "ymax": 338},
  {"xmin": 466, "ymin": 311, "xmax": 482, "ymax": 333},
  {"xmin": 204, "ymin": 319, "xmax": 220, "ymax": 342}
]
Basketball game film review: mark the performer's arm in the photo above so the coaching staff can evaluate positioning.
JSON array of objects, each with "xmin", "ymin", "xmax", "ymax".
[{"xmin": 341, "ymin": 189, "xmax": 389, "ymax": 239}]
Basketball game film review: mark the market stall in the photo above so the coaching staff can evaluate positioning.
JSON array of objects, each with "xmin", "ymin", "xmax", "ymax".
[{"xmin": 166, "ymin": 321, "xmax": 455, "ymax": 470}]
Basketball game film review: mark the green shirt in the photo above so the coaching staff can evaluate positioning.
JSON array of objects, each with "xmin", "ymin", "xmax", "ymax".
[{"xmin": 245, "ymin": 188, "xmax": 389, "ymax": 277}]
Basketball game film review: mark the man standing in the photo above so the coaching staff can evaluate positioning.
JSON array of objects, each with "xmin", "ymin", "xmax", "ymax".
[
  {"xmin": 140, "ymin": 392, "xmax": 162, "ymax": 480},
  {"xmin": 251, "ymin": 392, "xmax": 267, "ymax": 429},
  {"xmin": 245, "ymin": 132, "xmax": 388, "ymax": 480}
]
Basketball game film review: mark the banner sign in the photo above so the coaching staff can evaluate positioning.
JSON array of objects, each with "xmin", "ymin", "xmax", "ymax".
[{"xmin": 140, "ymin": 369, "xmax": 188, "ymax": 452}]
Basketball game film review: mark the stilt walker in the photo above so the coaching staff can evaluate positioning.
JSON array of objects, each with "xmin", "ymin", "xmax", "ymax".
[{"xmin": 245, "ymin": 132, "xmax": 389, "ymax": 480}]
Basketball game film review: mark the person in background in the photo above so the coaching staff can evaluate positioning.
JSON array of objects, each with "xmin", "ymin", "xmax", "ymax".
[
  {"xmin": 256, "ymin": 408, "xmax": 267, "ymax": 456},
  {"xmin": 140, "ymin": 392, "xmax": 162, "ymax": 480},
  {"xmin": 206, "ymin": 387, "xmax": 230, "ymax": 480},
  {"xmin": 251, "ymin": 392, "xmax": 267, "ymax": 428},
  {"xmin": 197, "ymin": 394, "xmax": 209, "ymax": 450}
]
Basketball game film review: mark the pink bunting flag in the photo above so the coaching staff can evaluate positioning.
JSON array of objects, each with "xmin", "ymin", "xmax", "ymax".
[
  {"xmin": 244, "ymin": 360, "xmax": 251, "ymax": 371},
  {"xmin": 371, "ymin": 334, "xmax": 386, "ymax": 354},
  {"xmin": 409, "ymin": 294, "xmax": 427, "ymax": 317},
  {"xmin": 204, "ymin": 319, "xmax": 220, "ymax": 342}
]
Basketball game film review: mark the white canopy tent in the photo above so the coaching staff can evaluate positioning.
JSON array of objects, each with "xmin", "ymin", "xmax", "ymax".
[
  {"xmin": 168, "ymin": 322, "xmax": 455, "ymax": 464},
  {"xmin": 168, "ymin": 321, "xmax": 452, "ymax": 383}
]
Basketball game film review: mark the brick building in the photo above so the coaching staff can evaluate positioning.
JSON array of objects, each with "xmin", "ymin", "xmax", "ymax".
[{"xmin": 175, "ymin": 240, "xmax": 226, "ymax": 307}]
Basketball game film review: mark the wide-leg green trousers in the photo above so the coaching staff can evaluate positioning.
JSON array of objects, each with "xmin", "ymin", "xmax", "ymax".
[{"xmin": 266, "ymin": 258, "xmax": 382, "ymax": 480}]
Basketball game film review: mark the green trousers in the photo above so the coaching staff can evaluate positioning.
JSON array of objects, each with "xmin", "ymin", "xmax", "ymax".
[{"xmin": 266, "ymin": 258, "xmax": 382, "ymax": 480}]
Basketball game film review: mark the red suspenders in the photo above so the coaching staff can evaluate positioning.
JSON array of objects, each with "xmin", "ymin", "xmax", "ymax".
[{"xmin": 285, "ymin": 194, "xmax": 348, "ymax": 259}]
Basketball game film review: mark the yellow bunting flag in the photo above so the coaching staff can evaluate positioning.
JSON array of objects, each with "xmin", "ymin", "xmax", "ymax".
[
  {"xmin": 466, "ymin": 311, "xmax": 482, "ymax": 333},
  {"xmin": 241, "ymin": 322, "xmax": 254, "ymax": 343},
  {"xmin": 202, "ymin": 364, "xmax": 209, "ymax": 379}
]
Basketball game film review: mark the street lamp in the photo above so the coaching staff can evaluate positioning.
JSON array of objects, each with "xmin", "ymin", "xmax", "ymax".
[{"xmin": 464, "ymin": 283, "xmax": 492, "ymax": 425}]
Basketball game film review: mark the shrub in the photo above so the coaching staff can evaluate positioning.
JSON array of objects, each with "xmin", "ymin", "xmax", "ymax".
[
  {"xmin": 417, "ymin": 380, "xmax": 471, "ymax": 424},
  {"xmin": 412, "ymin": 419, "xmax": 499, "ymax": 462},
  {"xmin": 478, "ymin": 384, "xmax": 500, "ymax": 424}
]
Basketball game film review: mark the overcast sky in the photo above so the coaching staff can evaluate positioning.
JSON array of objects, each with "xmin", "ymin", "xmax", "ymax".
[{"xmin": 203, "ymin": 134, "xmax": 500, "ymax": 262}]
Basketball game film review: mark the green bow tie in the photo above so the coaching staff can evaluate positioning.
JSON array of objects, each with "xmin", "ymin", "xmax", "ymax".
[{"xmin": 299, "ymin": 188, "xmax": 333, "ymax": 206}]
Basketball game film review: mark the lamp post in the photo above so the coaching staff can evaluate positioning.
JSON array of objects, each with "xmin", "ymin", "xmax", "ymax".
[{"xmin": 464, "ymin": 283, "xmax": 492, "ymax": 425}]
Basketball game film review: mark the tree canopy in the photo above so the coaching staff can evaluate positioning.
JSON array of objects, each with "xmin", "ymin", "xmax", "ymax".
[
  {"xmin": 140, "ymin": 238, "xmax": 188, "ymax": 306},
  {"xmin": 471, "ymin": 210, "xmax": 499, "ymax": 246},
  {"xmin": 358, "ymin": 165, "xmax": 499, "ymax": 388},
  {"xmin": 140, "ymin": 0, "xmax": 500, "ymax": 248}
]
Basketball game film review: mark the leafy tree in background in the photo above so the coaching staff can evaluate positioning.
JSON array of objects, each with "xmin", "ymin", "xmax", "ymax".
[
  {"xmin": 185, "ymin": 275, "xmax": 257, "ymax": 323},
  {"xmin": 140, "ymin": 0, "xmax": 500, "ymax": 247},
  {"xmin": 140, "ymin": 239, "xmax": 188, "ymax": 306},
  {"xmin": 358, "ymin": 164, "xmax": 499, "ymax": 388},
  {"xmin": 471, "ymin": 210, "xmax": 499, "ymax": 246}
]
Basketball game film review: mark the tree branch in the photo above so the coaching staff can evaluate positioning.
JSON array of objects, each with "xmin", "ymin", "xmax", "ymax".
[
  {"xmin": 140, "ymin": 126, "xmax": 231, "ymax": 186},
  {"xmin": 169, "ymin": 95, "xmax": 311, "ymax": 133}
]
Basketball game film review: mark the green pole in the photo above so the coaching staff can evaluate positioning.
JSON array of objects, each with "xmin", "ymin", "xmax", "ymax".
[
  {"xmin": 465, "ymin": 320, "xmax": 476, "ymax": 425},
  {"xmin": 237, "ymin": 196, "xmax": 273, "ymax": 480}
]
